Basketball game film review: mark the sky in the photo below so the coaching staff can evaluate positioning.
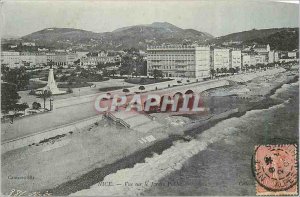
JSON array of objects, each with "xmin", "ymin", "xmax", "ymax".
[{"xmin": 0, "ymin": 0, "xmax": 299, "ymax": 38}]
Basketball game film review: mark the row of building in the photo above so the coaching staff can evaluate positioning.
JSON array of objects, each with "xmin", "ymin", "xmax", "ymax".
[
  {"xmin": 146, "ymin": 44, "xmax": 295, "ymax": 78},
  {"xmin": 79, "ymin": 51, "xmax": 122, "ymax": 66},
  {"xmin": 0, "ymin": 51, "xmax": 87, "ymax": 68},
  {"xmin": 1, "ymin": 50, "xmax": 123, "ymax": 68}
]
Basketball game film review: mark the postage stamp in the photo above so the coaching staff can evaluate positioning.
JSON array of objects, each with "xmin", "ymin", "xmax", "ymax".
[{"xmin": 253, "ymin": 144, "xmax": 298, "ymax": 196}]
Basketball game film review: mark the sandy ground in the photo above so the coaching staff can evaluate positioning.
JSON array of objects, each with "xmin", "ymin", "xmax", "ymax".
[{"xmin": 1, "ymin": 119, "xmax": 168, "ymax": 195}]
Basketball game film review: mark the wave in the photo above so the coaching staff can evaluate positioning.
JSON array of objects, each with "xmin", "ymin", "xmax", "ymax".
[
  {"xmin": 70, "ymin": 101, "xmax": 293, "ymax": 196},
  {"xmin": 270, "ymin": 81, "xmax": 299, "ymax": 100}
]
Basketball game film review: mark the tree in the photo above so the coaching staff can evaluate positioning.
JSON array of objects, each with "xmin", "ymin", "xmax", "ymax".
[
  {"xmin": 1, "ymin": 66, "xmax": 30, "ymax": 90},
  {"xmin": 153, "ymin": 69, "xmax": 163, "ymax": 79},
  {"xmin": 110, "ymin": 70, "xmax": 117, "ymax": 77},
  {"xmin": 224, "ymin": 68, "xmax": 228, "ymax": 74},
  {"xmin": 210, "ymin": 69, "xmax": 216, "ymax": 79},
  {"xmin": 16, "ymin": 102, "xmax": 29, "ymax": 114},
  {"xmin": 229, "ymin": 68, "xmax": 235, "ymax": 75},
  {"xmin": 256, "ymin": 63, "xmax": 264, "ymax": 69},
  {"xmin": 216, "ymin": 68, "xmax": 220, "ymax": 76},
  {"xmin": 244, "ymin": 64, "xmax": 249, "ymax": 72},
  {"xmin": 139, "ymin": 86, "xmax": 145, "ymax": 91},
  {"xmin": 1, "ymin": 83, "xmax": 21, "ymax": 114},
  {"xmin": 60, "ymin": 74, "xmax": 68, "ymax": 82},
  {"xmin": 67, "ymin": 87, "xmax": 73, "ymax": 93},
  {"xmin": 40, "ymin": 90, "xmax": 52, "ymax": 110},
  {"xmin": 32, "ymin": 102, "xmax": 41, "ymax": 110}
]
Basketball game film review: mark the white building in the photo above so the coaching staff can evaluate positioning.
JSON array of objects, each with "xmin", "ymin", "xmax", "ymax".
[
  {"xmin": 76, "ymin": 51, "xmax": 89, "ymax": 59},
  {"xmin": 242, "ymin": 54, "xmax": 250, "ymax": 66},
  {"xmin": 22, "ymin": 42, "xmax": 36, "ymax": 47},
  {"xmin": 268, "ymin": 51, "xmax": 275, "ymax": 63},
  {"xmin": 255, "ymin": 54, "xmax": 267, "ymax": 65},
  {"xmin": 288, "ymin": 51, "xmax": 298, "ymax": 59},
  {"xmin": 231, "ymin": 50, "xmax": 242, "ymax": 69},
  {"xmin": 274, "ymin": 51, "xmax": 279, "ymax": 62},
  {"xmin": 195, "ymin": 46, "xmax": 211, "ymax": 77},
  {"xmin": 1, "ymin": 51, "xmax": 21, "ymax": 68},
  {"xmin": 253, "ymin": 44, "xmax": 270, "ymax": 53},
  {"xmin": 66, "ymin": 53, "xmax": 79, "ymax": 65},
  {"xmin": 38, "ymin": 48, "xmax": 49, "ymax": 52},
  {"xmin": 46, "ymin": 53, "xmax": 67, "ymax": 66},
  {"xmin": 35, "ymin": 54, "xmax": 47, "ymax": 65},
  {"xmin": 80, "ymin": 55, "xmax": 120, "ymax": 66},
  {"xmin": 20, "ymin": 52, "xmax": 36, "ymax": 66},
  {"xmin": 147, "ymin": 45, "xmax": 211, "ymax": 78},
  {"xmin": 213, "ymin": 48, "xmax": 230, "ymax": 70}
]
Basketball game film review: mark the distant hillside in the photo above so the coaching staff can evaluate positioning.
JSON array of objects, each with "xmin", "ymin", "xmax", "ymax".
[
  {"xmin": 244, "ymin": 28, "xmax": 299, "ymax": 51},
  {"xmin": 211, "ymin": 28, "xmax": 299, "ymax": 51},
  {"xmin": 19, "ymin": 22, "xmax": 214, "ymax": 50}
]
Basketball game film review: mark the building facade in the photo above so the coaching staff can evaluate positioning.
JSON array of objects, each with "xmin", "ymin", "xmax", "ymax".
[
  {"xmin": 147, "ymin": 45, "xmax": 211, "ymax": 78},
  {"xmin": 66, "ymin": 53, "xmax": 79, "ymax": 65},
  {"xmin": 231, "ymin": 50, "xmax": 242, "ymax": 69},
  {"xmin": 80, "ymin": 55, "xmax": 120, "ymax": 66},
  {"xmin": 20, "ymin": 52, "xmax": 36, "ymax": 66},
  {"xmin": 35, "ymin": 54, "xmax": 48, "ymax": 65},
  {"xmin": 1, "ymin": 51, "xmax": 21, "ymax": 68},
  {"xmin": 213, "ymin": 48, "xmax": 230, "ymax": 70}
]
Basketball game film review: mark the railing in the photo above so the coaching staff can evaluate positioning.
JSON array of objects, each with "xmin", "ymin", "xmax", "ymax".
[{"xmin": 105, "ymin": 112, "xmax": 131, "ymax": 128}]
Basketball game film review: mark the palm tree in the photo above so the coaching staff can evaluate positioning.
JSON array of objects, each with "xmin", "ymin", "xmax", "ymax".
[
  {"xmin": 244, "ymin": 64, "xmax": 249, "ymax": 72},
  {"xmin": 110, "ymin": 70, "xmax": 117, "ymax": 77},
  {"xmin": 210, "ymin": 69, "xmax": 216, "ymax": 79},
  {"xmin": 223, "ymin": 67, "xmax": 228, "ymax": 74},
  {"xmin": 216, "ymin": 68, "xmax": 220, "ymax": 77},
  {"xmin": 41, "ymin": 90, "xmax": 52, "ymax": 110},
  {"xmin": 229, "ymin": 68, "xmax": 235, "ymax": 75}
]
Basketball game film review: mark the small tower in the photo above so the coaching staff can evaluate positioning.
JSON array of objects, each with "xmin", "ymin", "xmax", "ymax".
[{"xmin": 43, "ymin": 64, "xmax": 65, "ymax": 95}]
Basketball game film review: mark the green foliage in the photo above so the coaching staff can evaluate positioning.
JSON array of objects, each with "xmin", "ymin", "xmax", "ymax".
[
  {"xmin": 40, "ymin": 90, "xmax": 52, "ymax": 109},
  {"xmin": 16, "ymin": 103, "xmax": 29, "ymax": 112},
  {"xmin": 248, "ymin": 29, "xmax": 299, "ymax": 51},
  {"xmin": 32, "ymin": 102, "xmax": 41, "ymax": 110},
  {"xmin": 1, "ymin": 83, "xmax": 21, "ymax": 113},
  {"xmin": 139, "ymin": 86, "xmax": 145, "ymax": 90},
  {"xmin": 1, "ymin": 66, "xmax": 30, "ymax": 90},
  {"xmin": 67, "ymin": 87, "xmax": 73, "ymax": 93},
  {"xmin": 153, "ymin": 69, "xmax": 163, "ymax": 79}
]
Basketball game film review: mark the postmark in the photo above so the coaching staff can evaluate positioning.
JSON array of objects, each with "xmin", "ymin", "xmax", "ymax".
[{"xmin": 253, "ymin": 144, "xmax": 298, "ymax": 196}]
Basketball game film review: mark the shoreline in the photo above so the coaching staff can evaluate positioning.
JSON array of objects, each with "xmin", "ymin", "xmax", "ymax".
[{"xmin": 41, "ymin": 72, "xmax": 299, "ymax": 196}]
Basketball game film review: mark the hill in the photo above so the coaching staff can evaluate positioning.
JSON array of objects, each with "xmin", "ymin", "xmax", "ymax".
[
  {"xmin": 19, "ymin": 22, "xmax": 214, "ymax": 50},
  {"xmin": 210, "ymin": 28, "xmax": 299, "ymax": 51}
]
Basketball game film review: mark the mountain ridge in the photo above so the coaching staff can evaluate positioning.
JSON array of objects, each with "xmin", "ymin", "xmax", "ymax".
[
  {"xmin": 2, "ymin": 23, "xmax": 298, "ymax": 51},
  {"xmin": 19, "ymin": 22, "xmax": 213, "ymax": 50}
]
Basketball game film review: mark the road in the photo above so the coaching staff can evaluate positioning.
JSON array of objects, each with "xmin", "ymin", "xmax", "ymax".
[{"xmin": 2, "ymin": 69, "xmax": 283, "ymax": 143}]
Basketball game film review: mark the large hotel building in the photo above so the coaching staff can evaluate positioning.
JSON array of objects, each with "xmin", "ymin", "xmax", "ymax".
[
  {"xmin": 147, "ymin": 45, "xmax": 211, "ymax": 78},
  {"xmin": 147, "ymin": 44, "xmax": 284, "ymax": 78}
]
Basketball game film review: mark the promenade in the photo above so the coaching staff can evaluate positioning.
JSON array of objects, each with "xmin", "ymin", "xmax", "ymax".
[{"xmin": 1, "ymin": 68, "xmax": 284, "ymax": 143}]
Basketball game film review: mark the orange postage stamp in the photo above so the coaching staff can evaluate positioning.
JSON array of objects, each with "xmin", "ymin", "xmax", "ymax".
[{"xmin": 253, "ymin": 144, "xmax": 298, "ymax": 196}]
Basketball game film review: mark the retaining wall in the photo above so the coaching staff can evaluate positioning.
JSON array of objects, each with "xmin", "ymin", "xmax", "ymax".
[{"xmin": 1, "ymin": 115, "xmax": 103, "ymax": 154}]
